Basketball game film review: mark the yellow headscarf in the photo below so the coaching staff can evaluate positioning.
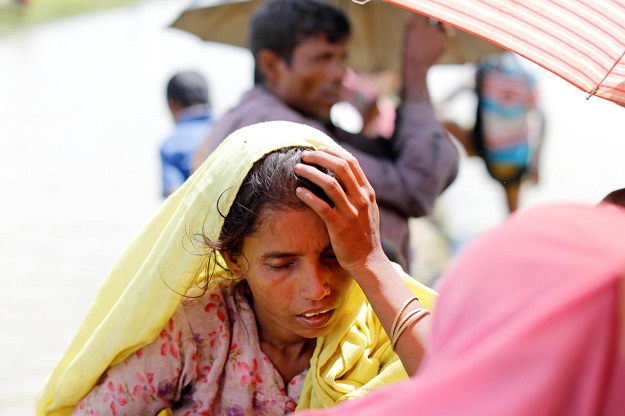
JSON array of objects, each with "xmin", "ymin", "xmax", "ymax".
[{"xmin": 36, "ymin": 121, "xmax": 436, "ymax": 415}]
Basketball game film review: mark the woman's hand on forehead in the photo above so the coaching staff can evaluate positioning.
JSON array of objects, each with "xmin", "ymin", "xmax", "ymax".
[{"xmin": 293, "ymin": 147, "xmax": 385, "ymax": 273}]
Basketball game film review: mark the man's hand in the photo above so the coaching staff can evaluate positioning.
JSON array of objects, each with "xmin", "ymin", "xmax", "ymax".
[{"xmin": 402, "ymin": 14, "xmax": 450, "ymax": 101}]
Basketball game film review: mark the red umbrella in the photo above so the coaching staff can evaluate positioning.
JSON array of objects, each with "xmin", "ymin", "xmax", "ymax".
[{"xmin": 374, "ymin": 0, "xmax": 625, "ymax": 105}]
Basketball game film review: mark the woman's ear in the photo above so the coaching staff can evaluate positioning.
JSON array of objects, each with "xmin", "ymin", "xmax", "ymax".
[
  {"xmin": 258, "ymin": 49, "xmax": 284, "ymax": 86},
  {"xmin": 223, "ymin": 251, "xmax": 246, "ymax": 279}
]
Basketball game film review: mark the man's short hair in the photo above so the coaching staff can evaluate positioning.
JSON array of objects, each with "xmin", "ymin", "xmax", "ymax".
[
  {"xmin": 166, "ymin": 71, "xmax": 210, "ymax": 108},
  {"xmin": 249, "ymin": 0, "xmax": 351, "ymax": 84}
]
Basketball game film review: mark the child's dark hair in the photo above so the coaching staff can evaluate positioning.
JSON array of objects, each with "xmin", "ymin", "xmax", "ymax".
[{"xmin": 166, "ymin": 71, "xmax": 210, "ymax": 108}]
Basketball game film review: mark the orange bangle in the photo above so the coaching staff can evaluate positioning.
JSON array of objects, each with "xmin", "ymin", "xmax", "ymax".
[
  {"xmin": 391, "ymin": 308, "xmax": 430, "ymax": 351},
  {"xmin": 390, "ymin": 296, "xmax": 419, "ymax": 338}
]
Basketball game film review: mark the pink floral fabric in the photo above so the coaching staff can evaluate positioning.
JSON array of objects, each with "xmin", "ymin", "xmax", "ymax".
[{"xmin": 72, "ymin": 279, "xmax": 307, "ymax": 416}]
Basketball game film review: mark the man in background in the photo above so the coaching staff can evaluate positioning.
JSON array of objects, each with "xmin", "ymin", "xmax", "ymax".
[
  {"xmin": 192, "ymin": 0, "xmax": 458, "ymax": 270},
  {"xmin": 160, "ymin": 71, "xmax": 213, "ymax": 198}
]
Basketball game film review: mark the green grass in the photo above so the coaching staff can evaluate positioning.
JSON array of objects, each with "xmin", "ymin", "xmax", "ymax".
[{"xmin": 0, "ymin": 0, "xmax": 141, "ymax": 37}]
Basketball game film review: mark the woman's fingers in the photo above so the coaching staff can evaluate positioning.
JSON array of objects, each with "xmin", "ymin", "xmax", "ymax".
[
  {"xmin": 294, "ymin": 146, "xmax": 380, "ymax": 232},
  {"xmin": 294, "ymin": 148, "xmax": 382, "ymax": 270},
  {"xmin": 302, "ymin": 146, "xmax": 370, "ymax": 189},
  {"xmin": 293, "ymin": 159, "xmax": 352, "ymax": 222},
  {"xmin": 299, "ymin": 147, "xmax": 374, "ymax": 207},
  {"xmin": 295, "ymin": 148, "xmax": 375, "ymax": 218}
]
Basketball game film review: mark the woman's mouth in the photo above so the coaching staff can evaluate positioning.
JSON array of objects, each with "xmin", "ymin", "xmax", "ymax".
[{"xmin": 297, "ymin": 308, "xmax": 335, "ymax": 327}]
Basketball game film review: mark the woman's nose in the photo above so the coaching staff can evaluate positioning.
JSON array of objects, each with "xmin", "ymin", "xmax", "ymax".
[{"xmin": 301, "ymin": 266, "xmax": 331, "ymax": 300}]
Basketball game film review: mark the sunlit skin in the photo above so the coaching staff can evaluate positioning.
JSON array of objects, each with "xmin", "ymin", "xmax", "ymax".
[
  {"xmin": 294, "ymin": 146, "xmax": 431, "ymax": 376},
  {"xmin": 223, "ymin": 206, "xmax": 354, "ymax": 382},
  {"xmin": 269, "ymin": 34, "xmax": 348, "ymax": 123},
  {"xmin": 224, "ymin": 143, "xmax": 432, "ymax": 381}
]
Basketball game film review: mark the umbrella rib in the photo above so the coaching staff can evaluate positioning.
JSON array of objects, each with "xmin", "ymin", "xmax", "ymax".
[{"xmin": 586, "ymin": 48, "xmax": 625, "ymax": 100}]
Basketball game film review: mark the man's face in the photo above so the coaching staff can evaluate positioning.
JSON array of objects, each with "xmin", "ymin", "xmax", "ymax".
[{"xmin": 273, "ymin": 34, "xmax": 348, "ymax": 123}]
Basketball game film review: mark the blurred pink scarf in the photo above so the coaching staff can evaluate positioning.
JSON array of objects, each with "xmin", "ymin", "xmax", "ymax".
[{"xmin": 297, "ymin": 203, "xmax": 625, "ymax": 416}]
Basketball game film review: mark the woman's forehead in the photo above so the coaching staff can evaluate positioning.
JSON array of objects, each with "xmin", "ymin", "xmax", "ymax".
[
  {"xmin": 249, "ymin": 207, "xmax": 329, "ymax": 249},
  {"xmin": 255, "ymin": 205, "xmax": 319, "ymax": 231}
]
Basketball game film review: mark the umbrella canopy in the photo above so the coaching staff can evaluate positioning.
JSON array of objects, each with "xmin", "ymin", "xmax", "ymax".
[
  {"xmin": 384, "ymin": 0, "xmax": 625, "ymax": 105},
  {"xmin": 169, "ymin": 0, "xmax": 504, "ymax": 73}
]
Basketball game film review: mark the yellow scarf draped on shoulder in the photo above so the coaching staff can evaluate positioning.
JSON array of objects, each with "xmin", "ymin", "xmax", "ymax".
[{"xmin": 36, "ymin": 121, "xmax": 437, "ymax": 415}]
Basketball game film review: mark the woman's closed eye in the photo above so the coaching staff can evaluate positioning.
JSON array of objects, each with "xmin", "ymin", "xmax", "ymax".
[{"xmin": 267, "ymin": 262, "xmax": 294, "ymax": 272}]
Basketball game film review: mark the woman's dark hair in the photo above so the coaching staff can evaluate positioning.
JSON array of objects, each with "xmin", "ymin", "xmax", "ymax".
[
  {"xmin": 249, "ymin": 0, "xmax": 351, "ymax": 84},
  {"xmin": 206, "ymin": 147, "xmax": 333, "ymax": 260}
]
